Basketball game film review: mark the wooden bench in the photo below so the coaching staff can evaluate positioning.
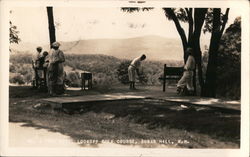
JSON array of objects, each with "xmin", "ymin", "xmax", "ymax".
[
  {"xmin": 159, "ymin": 64, "xmax": 183, "ymax": 92},
  {"xmin": 81, "ymin": 72, "xmax": 93, "ymax": 90}
]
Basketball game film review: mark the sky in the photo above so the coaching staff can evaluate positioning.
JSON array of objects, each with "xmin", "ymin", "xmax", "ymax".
[{"xmin": 9, "ymin": 7, "xmax": 240, "ymax": 45}]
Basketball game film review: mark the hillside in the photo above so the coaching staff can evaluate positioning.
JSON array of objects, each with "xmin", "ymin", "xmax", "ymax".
[
  {"xmin": 9, "ymin": 53, "xmax": 182, "ymax": 87},
  {"xmin": 10, "ymin": 35, "xmax": 184, "ymax": 61}
]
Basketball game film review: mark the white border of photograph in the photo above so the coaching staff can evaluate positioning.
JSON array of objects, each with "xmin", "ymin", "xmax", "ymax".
[{"xmin": 0, "ymin": 0, "xmax": 249, "ymax": 156}]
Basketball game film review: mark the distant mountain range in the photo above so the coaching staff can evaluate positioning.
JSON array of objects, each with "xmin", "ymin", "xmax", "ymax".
[{"xmin": 10, "ymin": 35, "xmax": 186, "ymax": 61}]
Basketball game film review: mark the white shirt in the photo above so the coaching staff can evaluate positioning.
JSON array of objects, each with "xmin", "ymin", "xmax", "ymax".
[
  {"xmin": 130, "ymin": 57, "xmax": 141, "ymax": 69},
  {"xmin": 184, "ymin": 55, "xmax": 195, "ymax": 70},
  {"xmin": 32, "ymin": 51, "xmax": 41, "ymax": 67}
]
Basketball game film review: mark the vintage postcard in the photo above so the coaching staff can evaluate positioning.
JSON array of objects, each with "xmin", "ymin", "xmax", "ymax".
[{"xmin": 0, "ymin": 0, "xmax": 249, "ymax": 156}]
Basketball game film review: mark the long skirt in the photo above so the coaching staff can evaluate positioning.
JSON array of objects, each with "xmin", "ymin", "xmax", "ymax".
[{"xmin": 47, "ymin": 63, "xmax": 65, "ymax": 95}]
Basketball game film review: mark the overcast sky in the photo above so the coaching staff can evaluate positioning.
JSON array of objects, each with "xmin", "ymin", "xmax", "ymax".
[{"xmin": 10, "ymin": 7, "xmax": 240, "ymax": 45}]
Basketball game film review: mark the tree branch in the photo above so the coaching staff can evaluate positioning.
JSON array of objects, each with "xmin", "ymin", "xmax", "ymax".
[
  {"xmin": 220, "ymin": 8, "xmax": 230, "ymax": 35},
  {"xmin": 185, "ymin": 8, "xmax": 190, "ymax": 15},
  {"xmin": 163, "ymin": 8, "xmax": 188, "ymax": 53},
  {"xmin": 186, "ymin": 8, "xmax": 193, "ymax": 45}
]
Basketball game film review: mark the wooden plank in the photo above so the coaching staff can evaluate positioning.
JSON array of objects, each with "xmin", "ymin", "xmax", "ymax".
[{"xmin": 42, "ymin": 94, "xmax": 146, "ymax": 106}]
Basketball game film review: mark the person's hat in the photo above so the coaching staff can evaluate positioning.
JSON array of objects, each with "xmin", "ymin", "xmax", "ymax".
[
  {"xmin": 141, "ymin": 54, "xmax": 146, "ymax": 60},
  {"xmin": 36, "ymin": 46, "xmax": 42, "ymax": 50},
  {"xmin": 43, "ymin": 51, "xmax": 49, "ymax": 56},
  {"xmin": 52, "ymin": 42, "xmax": 61, "ymax": 48}
]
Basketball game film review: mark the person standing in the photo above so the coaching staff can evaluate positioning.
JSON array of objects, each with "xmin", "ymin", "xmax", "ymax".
[
  {"xmin": 128, "ymin": 54, "xmax": 146, "ymax": 90},
  {"xmin": 38, "ymin": 51, "xmax": 49, "ymax": 68},
  {"xmin": 32, "ymin": 46, "xmax": 42, "ymax": 88},
  {"xmin": 47, "ymin": 42, "xmax": 65, "ymax": 96},
  {"xmin": 177, "ymin": 47, "xmax": 196, "ymax": 95}
]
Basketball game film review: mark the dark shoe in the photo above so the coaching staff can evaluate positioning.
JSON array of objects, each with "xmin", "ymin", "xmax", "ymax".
[{"xmin": 177, "ymin": 87, "xmax": 182, "ymax": 94}]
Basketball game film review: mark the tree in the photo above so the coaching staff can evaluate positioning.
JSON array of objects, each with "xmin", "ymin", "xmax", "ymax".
[
  {"xmin": 202, "ymin": 8, "xmax": 230, "ymax": 97},
  {"xmin": 122, "ymin": 7, "xmax": 207, "ymax": 93},
  {"xmin": 9, "ymin": 21, "xmax": 21, "ymax": 45},
  {"xmin": 216, "ymin": 17, "xmax": 241, "ymax": 99},
  {"xmin": 163, "ymin": 8, "xmax": 208, "ymax": 94},
  {"xmin": 47, "ymin": 6, "xmax": 56, "ymax": 47},
  {"xmin": 122, "ymin": 7, "xmax": 230, "ymax": 97},
  {"xmin": 163, "ymin": 8, "xmax": 189, "ymax": 61}
]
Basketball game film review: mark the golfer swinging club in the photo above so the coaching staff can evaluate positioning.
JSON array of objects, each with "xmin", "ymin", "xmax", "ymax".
[{"xmin": 128, "ymin": 54, "xmax": 146, "ymax": 90}]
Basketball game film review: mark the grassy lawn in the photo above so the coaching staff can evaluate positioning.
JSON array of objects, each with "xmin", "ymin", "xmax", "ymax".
[{"xmin": 9, "ymin": 86, "xmax": 240, "ymax": 148}]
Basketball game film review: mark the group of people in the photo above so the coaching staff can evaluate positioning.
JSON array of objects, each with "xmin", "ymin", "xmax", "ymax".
[
  {"xmin": 32, "ymin": 42, "xmax": 65, "ymax": 96},
  {"xmin": 33, "ymin": 43, "xmax": 195, "ymax": 96},
  {"xmin": 128, "ymin": 47, "xmax": 195, "ymax": 95}
]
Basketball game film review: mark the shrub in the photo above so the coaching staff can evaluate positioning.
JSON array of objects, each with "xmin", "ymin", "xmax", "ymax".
[
  {"xmin": 9, "ymin": 64, "xmax": 16, "ymax": 73},
  {"xmin": 10, "ymin": 73, "xmax": 25, "ymax": 85},
  {"xmin": 24, "ymin": 73, "xmax": 33, "ymax": 83},
  {"xmin": 65, "ymin": 71, "xmax": 81, "ymax": 87},
  {"xmin": 216, "ymin": 17, "xmax": 241, "ymax": 99},
  {"xmin": 117, "ymin": 60, "xmax": 131, "ymax": 84}
]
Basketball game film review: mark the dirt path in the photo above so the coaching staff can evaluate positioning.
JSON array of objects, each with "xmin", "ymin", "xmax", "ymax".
[
  {"xmin": 9, "ymin": 122, "xmax": 80, "ymax": 147},
  {"xmin": 9, "ymin": 122, "xmax": 172, "ymax": 148}
]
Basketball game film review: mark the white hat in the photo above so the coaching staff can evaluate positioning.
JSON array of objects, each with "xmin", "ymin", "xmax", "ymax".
[{"xmin": 52, "ymin": 42, "xmax": 60, "ymax": 48}]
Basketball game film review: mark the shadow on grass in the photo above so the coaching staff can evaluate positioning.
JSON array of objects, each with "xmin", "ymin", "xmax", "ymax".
[
  {"xmin": 9, "ymin": 86, "xmax": 240, "ymax": 148},
  {"xmin": 9, "ymin": 85, "xmax": 147, "ymax": 99},
  {"xmin": 64, "ymin": 99, "xmax": 240, "ymax": 143}
]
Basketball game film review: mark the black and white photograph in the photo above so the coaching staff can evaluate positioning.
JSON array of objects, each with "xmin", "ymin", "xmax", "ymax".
[{"xmin": 0, "ymin": 0, "xmax": 249, "ymax": 156}]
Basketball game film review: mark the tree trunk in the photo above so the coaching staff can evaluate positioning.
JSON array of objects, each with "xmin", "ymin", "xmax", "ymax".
[
  {"xmin": 47, "ymin": 7, "xmax": 56, "ymax": 47},
  {"xmin": 164, "ymin": 8, "xmax": 207, "ymax": 95},
  {"xmin": 202, "ymin": 8, "xmax": 225, "ymax": 97},
  {"xmin": 186, "ymin": 8, "xmax": 193, "ymax": 46},
  {"xmin": 192, "ymin": 8, "xmax": 207, "ymax": 95},
  {"xmin": 163, "ymin": 8, "xmax": 188, "ymax": 62},
  {"xmin": 186, "ymin": 8, "xmax": 194, "ymax": 63}
]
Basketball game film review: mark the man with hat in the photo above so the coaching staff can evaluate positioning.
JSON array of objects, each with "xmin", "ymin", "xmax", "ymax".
[
  {"xmin": 47, "ymin": 42, "xmax": 65, "ymax": 96},
  {"xmin": 177, "ymin": 47, "xmax": 196, "ymax": 95},
  {"xmin": 32, "ymin": 46, "xmax": 43, "ymax": 88}
]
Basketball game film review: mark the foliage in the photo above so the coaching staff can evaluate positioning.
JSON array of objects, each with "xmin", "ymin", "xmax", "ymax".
[
  {"xmin": 9, "ymin": 21, "xmax": 21, "ymax": 44},
  {"xmin": 116, "ymin": 60, "xmax": 167, "ymax": 85},
  {"xmin": 9, "ymin": 53, "xmax": 184, "ymax": 87},
  {"xmin": 203, "ymin": 8, "xmax": 229, "ymax": 34},
  {"xmin": 65, "ymin": 54, "xmax": 121, "ymax": 87},
  {"xmin": 201, "ymin": 46, "xmax": 209, "ymax": 78},
  {"xmin": 203, "ymin": 8, "xmax": 213, "ymax": 33},
  {"xmin": 216, "ymin": 17, "xmax": 241, "ymax": 99},
  {"xmin": 163, "ymin": 8, "xmax": 189, "ymax": 23},
  {"xmin": 65, "ymin": 71, "xmax": 81, "ymax": 87},
  {"xmin": 10, "ymin": 53, "xmax": 32, "ymax": 64},
  {"xmin": 117, "ymin": 60, "xmax": 131, "ymax": 84},
  {"xmin": 202, "ymin": 8, "xmax": 230, "ymax": 97},
  {"xmin": 9, "ymin": 73, "xmax": 25, "ymax": 85},
  {"xmin": 9, "ymin": 54, "xmax": 37, "ymax": 84}
]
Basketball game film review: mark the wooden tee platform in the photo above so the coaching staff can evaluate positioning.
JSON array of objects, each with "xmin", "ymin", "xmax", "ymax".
[
  {"xmin": 42, "ymin": 93, "xmax": 147, "ymax": 109},
  {"xmin": 41, "ymin": 86, "xmax": 240, "ymax": 111}
]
